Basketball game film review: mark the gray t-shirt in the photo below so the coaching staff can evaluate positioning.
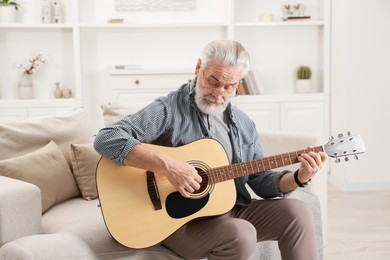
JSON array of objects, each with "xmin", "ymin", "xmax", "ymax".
[{"xmin": 202, "ymin": 111, "xmax": 233, "ymax": 164}]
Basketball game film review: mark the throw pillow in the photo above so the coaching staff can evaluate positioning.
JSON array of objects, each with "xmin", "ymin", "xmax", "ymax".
[
  {"xmin": 69, "ymin": 143, "xmax": 101, "ymax": 200},
  {"xmin": 0, "ymin": 141, "xmax": 80, "ymax": 213},
  {"xmin": 101, "ymin": 101, "xmax": 140, "ymax": 126},
  {"xmin": 0, "ymin": 107, "xmax": 94, "ymax": 168}
]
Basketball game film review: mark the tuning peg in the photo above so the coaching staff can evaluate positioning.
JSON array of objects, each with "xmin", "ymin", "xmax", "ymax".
[
  {"xmin": 329, "ymin": 135, "xmax": 334, "ymax": 140},
  {"xmin": 354, "ymin": 155, "xmax": 359, "ymax": 160},
  {"xmin": 335, "ymin": 158, "xmax": 341, "ymax": 163},
  {"xmin": 338, "ymin": 133, "xmax": 344, "ymax": 138},
  {"xmin": 345, "ymin": 157, "xmax": 349, "ymax": 162},
  {"xmin": 347, "ymin": 131, "xmax": 351, "ymax": 136}
]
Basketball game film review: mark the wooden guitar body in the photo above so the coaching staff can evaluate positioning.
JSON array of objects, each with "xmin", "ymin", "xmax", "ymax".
[{"xmin": 96, "ymin": 139, "xmax": 236, "ymax": 249}]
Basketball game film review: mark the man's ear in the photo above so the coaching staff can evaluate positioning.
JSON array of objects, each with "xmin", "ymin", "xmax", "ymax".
[{"xmin": 195, "ymin": 58, "xmax": 202, "ymax": 76}]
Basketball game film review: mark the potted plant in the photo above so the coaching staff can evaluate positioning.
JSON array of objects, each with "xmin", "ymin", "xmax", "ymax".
[
  {"xmin": 295, "ymin": 65, "xmax": 312, "ymax": 93},
  {"xmin": 0, "ymin": 0, "xmax": 19, "ymax": 23}
]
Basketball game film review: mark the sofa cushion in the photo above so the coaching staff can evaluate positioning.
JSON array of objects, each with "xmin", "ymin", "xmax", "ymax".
[
  {"xmin": 69, "ymin": 143, "xmax": 101, "ymax": 200},
  {"xmin": 0, "ymin": 232, "xmax": 185, "ymax": 260},
  {"xmin": 0, "ymin": 107, "xmax": 94, "ymax": 169},
  {"xmin": 37, "ymin": 198, "xmax": 186, "ymax": 259},
  {"xmin": 101, "ymin": 101, "xmax": 140, "ymax": 126},
  {"xmin": 0, "ymin": 141, "xmax": 80, "ymax": 213}
]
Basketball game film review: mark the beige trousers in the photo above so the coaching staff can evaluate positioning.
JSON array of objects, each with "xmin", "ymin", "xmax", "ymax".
[{"xmin": 162, "ymin": 199, "xmax": 319, "ymax": 260}]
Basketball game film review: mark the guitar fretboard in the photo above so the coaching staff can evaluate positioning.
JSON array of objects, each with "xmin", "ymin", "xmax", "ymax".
[{"xmin": 206, "ymin": 146, "xmax": 324, "ymax": 184}]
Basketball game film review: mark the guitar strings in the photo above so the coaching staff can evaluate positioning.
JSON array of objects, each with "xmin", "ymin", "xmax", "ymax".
[{"xmin": 203, "ymin": 146, "xmax": 322, "ymax": 183}]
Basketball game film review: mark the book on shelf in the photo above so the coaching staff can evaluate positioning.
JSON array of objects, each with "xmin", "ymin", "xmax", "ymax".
[
  {"xmin": 238, "ymin": 70, "xmax": 264, "ymax": 95},
  {"xmin": 251, "ymin": 69, "xmax": 265, "ymax": 95},
  {"xmin": 108, "ymin": 18, "xmax": 124, "ymax": 24},
  {"xmin": 115, "ymin": 64, "xmax": 141, "ymax": 70},
  {"xmin": 284, "ymin": 16, "xmax": 311, "ymax": 21},
  {"xmin": 247, "ymin": 70, "xmax": 259, "ymax": 95},
  {"xmin": 237, "ymin": 80, "xmax": 248, "ymax": 95}
]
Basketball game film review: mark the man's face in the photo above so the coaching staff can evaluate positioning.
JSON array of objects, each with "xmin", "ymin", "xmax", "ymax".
[{"xmin": 195, "ymin": 62, "xmax": 242, "ymax": 115}]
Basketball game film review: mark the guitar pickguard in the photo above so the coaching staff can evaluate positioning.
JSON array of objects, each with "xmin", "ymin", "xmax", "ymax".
[{"xmin": 166, "ymin": 192, "xmax": 210, "ymax": 219}]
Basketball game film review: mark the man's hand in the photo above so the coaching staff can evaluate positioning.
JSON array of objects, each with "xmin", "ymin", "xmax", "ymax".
[
  {"xmin": 158, "ymin": 154, "xmax": 202, "ymax": 198},
  {"xmin": 279, "ymin": 148, "xmax": 328, "ymax": 194},
  {"xmin": 296, "ymin": 148, "xmax": 328, "ymax": 184},
  {"xmin": 123, "ymin": 144, "xmax": 202, "ymax": 198}
]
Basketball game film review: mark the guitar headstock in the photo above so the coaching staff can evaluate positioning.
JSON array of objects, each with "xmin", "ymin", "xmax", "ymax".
[{"xmin": 324, "ymin": 132, "xmax": 365, "ymax": 163}]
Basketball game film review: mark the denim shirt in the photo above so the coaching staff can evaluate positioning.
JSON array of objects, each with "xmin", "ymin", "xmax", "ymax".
[{"xmin": 94, "ymin": 80, "xmax": 288, "ymax": 206}]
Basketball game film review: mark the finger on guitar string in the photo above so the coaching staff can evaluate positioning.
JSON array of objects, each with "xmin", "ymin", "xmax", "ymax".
[
  {"xmin": 193, "ymin": 172, "xmax": 202, "ymax": 183},
  {"xmin": 299, "ymin": 153, "xmax": 319, "ymax": 173},
  {"xmin": 304, "ymin": 146, "xmax": 328, "ymax": 168},
  {"xmin": 185, "ymin": 183, "xmax": 195, "ymax": 193},
  {"xmin": 297, "ymin": 154, "xmax": 317, "ymax": 181}
]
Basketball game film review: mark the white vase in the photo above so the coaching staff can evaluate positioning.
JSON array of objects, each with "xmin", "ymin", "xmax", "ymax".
[
  {"xmin": 0, "ymin": 6, "xmax": 17, "ymax": 23},
  {"xmin": 54, "ymin": 82, "xmax": 62, "ymax": 98},
  {"xmin": 18, "ymin": 74, "xmax": 34, "ymax": 99},
  {"xmin": 41, "ymin": 0, "xmax": 52, "ymax": 23},
  {"xmin": 295, "ymin": 79, "xmax": 312, "ymax": 93},
  {"xmin": 52, "ymin": 0, "xmax": 63, "ymax": 23}
]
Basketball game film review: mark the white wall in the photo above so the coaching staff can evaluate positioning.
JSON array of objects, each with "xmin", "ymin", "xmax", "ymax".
[{"xmin": 329, "ymin": 0, "xmax": 390, "ymax": 190}]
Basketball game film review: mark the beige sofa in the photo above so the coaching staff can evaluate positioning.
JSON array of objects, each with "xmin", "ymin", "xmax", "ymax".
[{"xmin": 0, "ymin": 105, "xmax": 327, "ymax": 260}]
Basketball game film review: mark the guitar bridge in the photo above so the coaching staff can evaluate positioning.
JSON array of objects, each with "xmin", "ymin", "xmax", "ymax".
[{"xmin": 146, "ymin": 171, "xmax": 162, "ymax": 210}]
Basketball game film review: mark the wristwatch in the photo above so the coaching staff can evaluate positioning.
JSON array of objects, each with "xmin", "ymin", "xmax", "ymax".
[{"xmin": 294, "ymin": 169, "xmax": 311, "ymax": 187}]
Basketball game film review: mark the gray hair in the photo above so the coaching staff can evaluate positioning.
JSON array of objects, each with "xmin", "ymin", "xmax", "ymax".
[{"xmin": 200, "ymin": 40, "xmax": 250, "ymax": 78}]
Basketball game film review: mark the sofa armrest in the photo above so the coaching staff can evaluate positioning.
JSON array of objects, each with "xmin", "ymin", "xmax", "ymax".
[
  {"xmin": 258, "ymin": 131, "xmax": 328, "ymax": 194},
  {"xmin": 258, "ymin": 131, "xmax": 328, "ymax": 243},
  {"xmin": 0, "ymin": 176, "xmax": 42, "ymax": 246}
]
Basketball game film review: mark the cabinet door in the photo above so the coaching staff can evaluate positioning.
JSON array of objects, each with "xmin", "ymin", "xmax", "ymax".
[
  {"xmin": 281, "ymin": 102, "xmax": 325, "ymax": 135},
  {"xmin": 110, "ymin": 73, "xmax": 193, "ymax": 94},
  {"xmin": 110, "ymin": 73, "xmax": 194, "ymax": 111},
  {"xmin": 235, "ymin": 102, "xmax": 280, "ymax": 132}
]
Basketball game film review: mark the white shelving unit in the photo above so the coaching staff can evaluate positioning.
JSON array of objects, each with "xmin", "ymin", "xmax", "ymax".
[
  {"xmin": 0, "ymin": 0, "xmax": 330, "ymax": 135},
  {"xmin": 230, "ymin": 0, "xmax": 330, "ymax": 136},
  {"xmin": 0, "ymin": 0, "xmax": 81, "ymax": 119}
]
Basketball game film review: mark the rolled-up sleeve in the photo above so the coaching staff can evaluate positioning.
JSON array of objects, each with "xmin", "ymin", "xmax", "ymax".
[
  {"xmin": 248, "ymin": 169, "xmax": 291, "ymax": 199},
  {"xmin": 247, "ymin": 134, "xmax": 291, "ymax": 199},
  {"xmin": 94, "ymin": 100, "xmax": 170, "ymax": 165}
]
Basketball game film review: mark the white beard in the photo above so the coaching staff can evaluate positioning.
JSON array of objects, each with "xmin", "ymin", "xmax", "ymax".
[{"xmin": 194, "ymin": 81, "xmax": 229, "ymax": 116}]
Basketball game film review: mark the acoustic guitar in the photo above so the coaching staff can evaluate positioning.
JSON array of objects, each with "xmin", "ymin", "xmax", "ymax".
[{"xmin": 96, "ymin": 133, "xmax": 365, "ymax": 249}]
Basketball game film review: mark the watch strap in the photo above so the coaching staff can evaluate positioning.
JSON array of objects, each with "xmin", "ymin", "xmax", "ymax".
[{"xmin": 294, "ymin": 169, "xmax": 311, "ymax": 187}]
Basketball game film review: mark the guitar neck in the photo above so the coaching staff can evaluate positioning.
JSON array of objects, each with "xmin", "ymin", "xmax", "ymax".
[{"xmin": 207, "ymin": 146, "xmax": 324, "ymax": 184}]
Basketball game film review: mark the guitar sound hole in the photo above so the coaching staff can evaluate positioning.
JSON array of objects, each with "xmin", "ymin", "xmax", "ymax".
[{"xmin": 192, "ymin": 168, "xmax": 209, "ymax": 195}]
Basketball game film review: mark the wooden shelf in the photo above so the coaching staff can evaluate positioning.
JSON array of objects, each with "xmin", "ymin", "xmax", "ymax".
[
  {"xmin": 0, "ymin": 23, "xmax": 73, "ymax": 29},
  {"xmin": 235, "ymin": 21, "xmax": 325, "ymax": 27},
  {"xmin": 110, "ymin": 68, "xmax": 194, "ymax": 75},
  {"xmin": 79, "ymin": 22, "xmax": 229, "ymax": 29},
  {"xmin": 0, "ymin": 98, "xmax": 82, "ymax": 108},
  {"xmin": 234, "ymin": 93, "xmax": 328, "ymax": 103}
]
